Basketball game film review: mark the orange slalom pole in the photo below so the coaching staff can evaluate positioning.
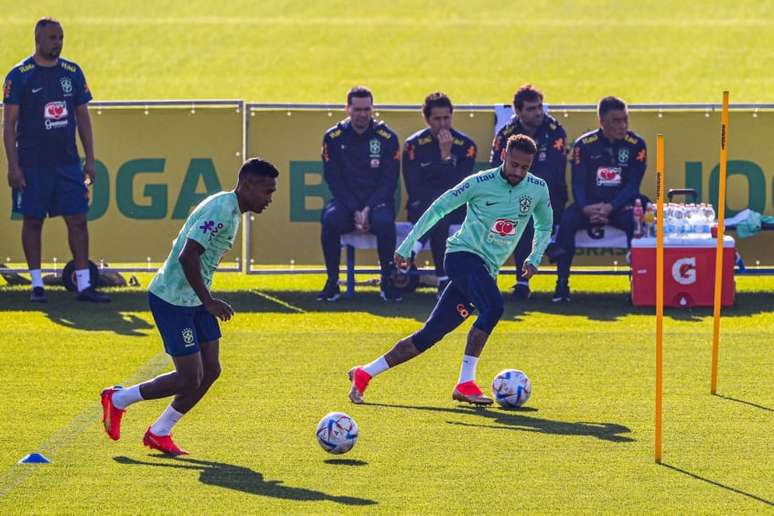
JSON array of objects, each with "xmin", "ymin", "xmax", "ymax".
[
  {"xmin": 711, "ymin": 91, "xmax": 730, "ymax": 395},
  {"xmin": 655, "ymin": 134, "xmax": 665, "ymax": 463}
]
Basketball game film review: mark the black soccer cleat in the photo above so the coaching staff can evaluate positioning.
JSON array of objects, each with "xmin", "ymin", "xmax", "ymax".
[
  {"xmin": 317, "ymin": 280, "xmax": 341, "ymax": 302},
  {"xmin": 512, "ymin": 282, "xmax": 532, "ymax": 301},
  {"xmin": 552, "ymin": 280, "xmax": 571, "ymax": 303},
  {"xmin": 30, "ymin": 286, "xmax": 48, "ymax": 303},
  {"xmin": 380, "ymin": 277, "xmax": 402, "ymax": 302},
  {"xmin": 77, "ymin": 286, "xmax": 111, "ymax": 303}
]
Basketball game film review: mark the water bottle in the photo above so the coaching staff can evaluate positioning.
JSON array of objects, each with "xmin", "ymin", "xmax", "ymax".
[
  {"xmin": 673, "ymin": 204, "xmax": 685, "ymax": 237},
  {"xmin": 643, "ymin": 203, "xmax": 656, "ymax": 237},
  {"xmin": 633, "ymin": 199, "xmax": 644, "ymax": 238}
]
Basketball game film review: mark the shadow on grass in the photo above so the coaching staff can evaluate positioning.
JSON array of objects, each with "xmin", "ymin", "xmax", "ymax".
[
  {"xmin": 364, "ymin": 402, "xmax": 634, "ymax": 443},
  {"xmin": 324, "ymin": 458, "xmax": 368, "ymax": 466},
  {"xmin": 714, "ymin": 394, "xmax": 772, "ymax": 412},
  {"xmin": 113, "ymin": 455, "xmax": 376, "ymax": 506},
  {"xmin": 1, "ymin": 287, "xmax": 770, "ymax": 334},
  {"xmin": 661, "ymin": 463, "xmax": 773, "ymax": 507}
]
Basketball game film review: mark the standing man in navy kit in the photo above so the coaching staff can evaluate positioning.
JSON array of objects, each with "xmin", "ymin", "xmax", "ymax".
[
  {"xmin": 403, "ymin": 92, "xmax": 477, "ymax": 297},
  {"xmin": 549, "ymin": 96, "xmax": 647, "ymax": 302},
  {"xmin": 3, "ymin": 17, "xmax": 108, "ymax": 303},
  {"xmin": 318, "ymin": 86, "xmax": 401, "ymax": 302},
  {"xmin": 490, "ymin": 84, "xmax": 567, "ymax": 300}
]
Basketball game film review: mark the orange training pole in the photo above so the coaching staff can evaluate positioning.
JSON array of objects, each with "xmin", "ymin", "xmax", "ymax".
[
  {"xmin": 655, "ymin": 134, "xmax": 665, "ymax": 463},
  {"xmin": 711, "ymin": 91, "xmax": 730, "ymax": 395}
]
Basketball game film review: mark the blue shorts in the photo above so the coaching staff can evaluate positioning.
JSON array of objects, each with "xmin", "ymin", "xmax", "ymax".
[
  {"xmin": 148, "ymin": 292, "xmax": 221, "ymax": 357},
  {"xmin": 11, "ymin": 164, "xmax": 89, "ymax": 219},
  {"xmin": 412, "ymin": 251, "xmax": 504, "ymax": 352}
]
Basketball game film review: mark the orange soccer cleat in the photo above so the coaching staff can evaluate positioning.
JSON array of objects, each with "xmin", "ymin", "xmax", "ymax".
[
  {"xmin": 347, "ymin": 367, "xmax": 372, "ymax": 404},
  {"xmin": 100, "ymin": 387, "xmax": 126, "ymax": 441},
  {"xmin": 143, "ymin": 428, "xmax": 189, "ymax": 456},
  {"xmin": 452, "ymin": 381, "xmax": 493, "ymax": 406}
]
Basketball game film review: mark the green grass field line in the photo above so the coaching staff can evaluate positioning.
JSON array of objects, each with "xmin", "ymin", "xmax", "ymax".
[{"xmin": 0, "ymin": 274, "xmax": 771, "ymax": 512}]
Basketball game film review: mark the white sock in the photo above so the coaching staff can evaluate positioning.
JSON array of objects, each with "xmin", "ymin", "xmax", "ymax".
[
  {"xmin": 150, "ymin": 405, "xmax": 184, "ymax": 436},
  {"xmin": 457, "ymin": 354, "xmax": 479, "ymax": 384},
  {"xmin": 30, "ymin": 269, "xmax": 43, "ymax": 288},
  {"xmin": 75, "ymin": 269, "xmax": 91, "ymax": 292},
  {"xmin": 363, "ymin": 356, "xmax": 390, "ymax": 377},
  {"xmin": 111, "ymin": 384, "xmax": 144, "ymax": 410}
]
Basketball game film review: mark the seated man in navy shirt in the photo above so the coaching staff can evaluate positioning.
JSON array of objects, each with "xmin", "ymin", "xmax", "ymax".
[
  {"xmin": 550, "ymin": 96, "xmax": 647, "ymax": 302},
  {"xmin": 403, "ymin": 92, "xmax": 476, "ymax": 297},
  {"xmin": 3, "ymin": 18, "xmax": 108, "ymax": 303},
  {"xmin": 318, "ymin": 86, "xmax": 401, "ymax": 302}
]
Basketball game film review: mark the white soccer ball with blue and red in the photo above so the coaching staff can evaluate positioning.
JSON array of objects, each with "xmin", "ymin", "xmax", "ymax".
[
  {"xmin": 315, "ymin": 412, "xmax": 359, "ymax": 454},
  {"xmin": 491, "ymin": 369, "xmax": 532, "ymax": 408}
]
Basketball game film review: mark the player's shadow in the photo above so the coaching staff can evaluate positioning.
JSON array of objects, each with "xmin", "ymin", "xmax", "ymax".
[
  {"xmin": 661, "ymin": 463, "xmax": 773, "ymax": 507},
  {"xmin": 113, "ymin": 456, "xmax": 376, "ymax": 506},
  {"xmin": 364, "ymin": 402, "xmax": 634, "ymax": 442}
]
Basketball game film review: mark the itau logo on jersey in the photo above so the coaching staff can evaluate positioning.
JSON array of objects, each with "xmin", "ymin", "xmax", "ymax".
[
  {"xmin": 43, "ymin": 101, "xmax": 68, "ymax": 130},
  {"xmin": 490, "ymin": 218, "xmax": 517, "ymax": 237}
]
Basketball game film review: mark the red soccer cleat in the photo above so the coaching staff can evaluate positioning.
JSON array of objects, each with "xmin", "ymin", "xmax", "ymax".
[
  {"xmin": 143, "ymin": 427, "xmax": 189, "ymax": 456},
  {"xmin": 347, "ymin": 367, "xmax": 372, "ymax": 404},
  {"xmin": 452, "ymin": 380, "xmax": 493, "ymax": 406},
  {"xmin": 101, "ymin": 387, "xmax": 126, "ymax": 441}
]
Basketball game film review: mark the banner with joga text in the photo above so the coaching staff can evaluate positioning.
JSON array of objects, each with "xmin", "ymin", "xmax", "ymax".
[
  {"xmin": 0, "ymin": 102, "xmax": 245, "ymax": 266},
  {"xmin": 247, "ymin": 106, "xmax": 774, "ymax": 267}
]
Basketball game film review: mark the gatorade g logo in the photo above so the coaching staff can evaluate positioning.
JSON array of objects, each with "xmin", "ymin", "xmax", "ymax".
[
  {"xmin": 490, "ymin": 218, "xmax": 517, "ymax": 237},
  {"xmin": 672, "ymin": 257, "xmax": 697, "ymax": 285}
]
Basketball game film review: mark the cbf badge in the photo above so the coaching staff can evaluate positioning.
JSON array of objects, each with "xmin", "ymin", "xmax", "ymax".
[
  {"xmin": 369, "ymin": 139, "xmax": 381, "ymax": 156},
  {"xmin": 60, "ymin": 77, "xmax": 73, "ymax": 95},
  {"xmin": 618, "ymin": 147, "xmax": 629, "ymax": 164},
  {"xmin": 519, "ymin": 195, "xmax": 532, "ymax": 214}
]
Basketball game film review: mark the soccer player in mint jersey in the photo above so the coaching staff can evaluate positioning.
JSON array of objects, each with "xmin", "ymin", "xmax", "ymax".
[
  {"xmin": 348, "ymin": 135, "xmax": 552, "ymax": 405},
  {"xmin": 100, "ymin": 158, "xmax": 278, "ymax": 455},
  {"xmin": 3, "ymin": 18, "xmax": 108, "ymax": 303}
]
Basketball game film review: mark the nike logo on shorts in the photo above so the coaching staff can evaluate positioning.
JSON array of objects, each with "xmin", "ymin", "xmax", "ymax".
[{"xmin": 32, "ymin": 88, "xmax": 43, "ymax": 93}]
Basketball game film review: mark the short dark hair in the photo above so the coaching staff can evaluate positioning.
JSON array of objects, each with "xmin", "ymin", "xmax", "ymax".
[
  {"xmin": 35, "ymin": 17, "xmax": 61, "ymax": 35},
  {"xmin": 505, "ymin": 134, "xmax": 537, "ymax": 155},
  {"xmin": 513, "ymin": 84, "xmax": 543, "ymax": 111},
  {"xmin": 238, "ymin": 157, "xmax": 279, "ymax": 181},
  {"xmin": 422, "ymin": 92, "xmax": 453, "ymax": 119},
  {"xmin": 598, "ymin": 96, "xmax": 627, "ymax": 118},
  {"xmin": 347, "ymin": 86, "xmax": 373, "ymax": 106}
]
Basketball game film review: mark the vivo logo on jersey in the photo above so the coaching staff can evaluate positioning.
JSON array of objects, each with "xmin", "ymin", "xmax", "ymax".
[
  {"xmin": 672, "ymin": 257, "xmax": 697, "ymax": 285},
  {"xmin": 43, "ymin": 101, "xmax": 68, "ymax": 130},
  {"xmin": 451, "ymin": 182, "xmax": 470, "ymax": 197},
  {"xmin": 490, "ymin": 218, "xmax": 517, "ymax": 237},
  {"xmin": 596, "ymin": 166, "xmax": 622, "ymax": 186}
]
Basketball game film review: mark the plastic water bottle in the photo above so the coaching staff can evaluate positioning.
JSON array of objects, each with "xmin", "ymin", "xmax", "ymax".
[
  {"xmin": 633, "ymin": 199, "xmax": 644, "ymax": 238},
  {"xmin": 673, "ymin": 204, "xmax": 685, "ymax": 236},
  {"xmin": 643, "ymin": 203, "xmax": 655, "ymax": 237},
  {"xmin": 664, "ymin": 203, "xmax": 675, "ymax": 237}
]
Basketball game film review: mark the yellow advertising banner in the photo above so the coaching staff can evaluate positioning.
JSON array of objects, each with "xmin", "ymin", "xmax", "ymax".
[
  {"xmin": 0, "ymin": 104, "xmax": 244, "ymax": 265},
  {"xmin": 247, "ymin": 107, "xmax": 774, "ymax": 266}
]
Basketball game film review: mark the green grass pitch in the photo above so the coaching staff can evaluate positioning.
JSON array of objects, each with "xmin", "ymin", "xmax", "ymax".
[
  {"xmin": 0, "ymin": 274, "xmax": 771, "ymax": 512},
  {"xmin": 1, "ymin": 1, "xmax": 773, "ymax": 103},
  {"xmin": 1, "ymin": 1, "xmax": 773, "ymax": 512}
]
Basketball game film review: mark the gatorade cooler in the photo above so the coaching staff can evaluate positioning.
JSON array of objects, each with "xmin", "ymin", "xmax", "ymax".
[{"xmin": 630, "ymin": 236, "xmax": 735, "ymax": 307}]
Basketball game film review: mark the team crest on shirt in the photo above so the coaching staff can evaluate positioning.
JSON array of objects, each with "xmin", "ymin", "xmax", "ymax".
[
  {"xmin": 369, "ymin": 139, "xmax": 381, "ymax": 156},
  {"xmin": 182, "ymin": 328, "xmax": 194, "ymax": 346},
  {"xmin": 59, "ymin": 77, "xmax": 73, "ymax": 95},
  {"xmin": 618, "ymin": 148, "xmax": 629, "ymax": 164},
  {"xmin": 519, "ymin": 195, "xmax": 532, "ymax": 215}
]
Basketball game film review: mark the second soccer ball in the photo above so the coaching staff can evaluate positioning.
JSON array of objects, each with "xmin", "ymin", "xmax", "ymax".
[{"xmin": 492, "ymin": 369, "xmax": 532, "ymax": 408}]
